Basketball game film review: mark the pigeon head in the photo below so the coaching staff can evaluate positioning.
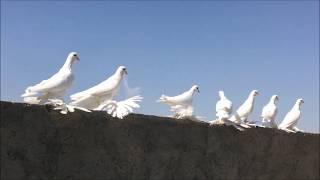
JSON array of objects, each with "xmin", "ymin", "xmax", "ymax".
[
  {"xmin": 250, "ymin": 90, "xmax": 259, "ymax": 97},
  {"xmin": 191, "ymin": 85, "xmax": 200, "ymax": 94},
  {"xmin": 218, "ymin": 90, "xmax": 225, "ymax": 98},
  {"xmin": 63, "ymin": 52, "xmax": 79, "ymax": 69},
  {"xmin": 297, "ymin": 98, "xmax": 304, "ymax": 105},
  {"xmin": 271, "ymin": 95, "xmax": 279, "ymax": 102},
  {"xmin": 117, "ymin": 66, "xmax": 128, "ymax": 76},
  {"xmin": 68, "ymin": 52, "xmax": 80, "ymax": 62}
]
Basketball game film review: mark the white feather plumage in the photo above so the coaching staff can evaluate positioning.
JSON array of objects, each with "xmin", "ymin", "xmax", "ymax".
[
  {"xmin": 98, "ymin": 96, "xmax": 143, "ymax": 119},
  {"xmin": 261, "ymin": 95, "xmax": 278, "ymax": 128},
  {"xmin": 70, "ymin": 66, "xmax": 127, "ymax": 109},
  {"xmin": 158, "ymin": 85, "xmax": 199, "ymax": 119},
  {"xmin": 215, "ymin": 91, "xmax": 233, "ymax": 121},
  {"xmin": 21, "ymin": 52, "xmax": 79, "ymax": 104},
  {"xmin": 230, "ymin": 90, "xmax": 258, "ymax": 124},
  {"xmin": 70, "ymin": 66, "xmax": 142, "ymax": 119},
  {"xmin": 278, "ymin": 99, "xmax": 304, "ymax": 133},
  {"xmin": 211, "ymin": 90, "xmax": 248, "ymax": 131}
]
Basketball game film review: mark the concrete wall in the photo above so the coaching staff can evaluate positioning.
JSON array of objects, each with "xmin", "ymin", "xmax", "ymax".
[{"xmin": 1, "ymin": 101, "xmax": 319, "ymax": 180}]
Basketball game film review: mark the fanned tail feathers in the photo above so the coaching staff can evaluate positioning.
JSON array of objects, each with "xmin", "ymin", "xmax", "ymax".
[
  {"xmin": 99, "ymin": 95, "xmax": 143, "ymax": 119},
  {"xmin": 23, "ymin": 97, "xmax": 41, "ymax": 104},
  {"xmin": 21, "ymin": 86, "xmax": 38, "ymax": 97},
  {"xmin": 157, "ymin": 95, "xmax": 168, "ymax": 102}
]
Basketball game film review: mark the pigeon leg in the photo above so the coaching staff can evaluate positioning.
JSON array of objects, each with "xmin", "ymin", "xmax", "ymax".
[
  {"xmin": 242, "ymin": 117, "xmax": 248, "ymax": 124},
  {"xmin": 282, "ymin": 128, "xmax": 296, "ymax": 133},
  {"xmin": 293, "ymin": 126, "xmax": 304, "ymax": 132},
  {"xmin": 270, "ymin": 119, "xmax": 278, "ymax": 128},
  {"xmin": 261, "ymin": 118, "xmax": 267, "ymax": 127},
  {"xmin": 38, "ymin": 93, "xmax": 50, "ymax": 104}
]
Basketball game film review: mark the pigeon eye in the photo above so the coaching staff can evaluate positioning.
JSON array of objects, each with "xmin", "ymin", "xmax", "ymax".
[{"xmin": 73, "ymin": 54, "xmax": 77, "ymax": 57}]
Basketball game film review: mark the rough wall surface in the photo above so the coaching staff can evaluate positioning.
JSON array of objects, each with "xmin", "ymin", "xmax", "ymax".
[{"xmin": 1, "ymin": 101, "xmax": 319, "ymax": 180}]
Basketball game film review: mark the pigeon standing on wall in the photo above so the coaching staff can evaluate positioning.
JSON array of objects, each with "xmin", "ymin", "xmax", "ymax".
[
  {"xmin": 21, "ymin": 52, "xmax": 80, "ymax": 104},
  {"xmin": 278, "ymin": 98, "xmax": 304, "ymax": 133},
  {"xmin": 215, "ymin": 90, "xmax": 233, "ymax": 122},
  {"xmin": 261, "ymin": 95, "xmax": 279, "ymax": 128},
  {"xmin": 157, "ymin": 85, "xmax": 200, "ymax": 119},
  {"xmin": 210, "ymin": 90, "xmax": 249, "ymax": 131},
  {"xmin": 230, "ymin": 90, "xmax": 259, "ymax": 126},
  {"xmin": 70, "ymin": 66, "xmax": 142, "ymax": 119}
]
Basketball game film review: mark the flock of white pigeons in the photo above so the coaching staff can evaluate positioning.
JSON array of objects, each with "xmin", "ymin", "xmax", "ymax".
[{"xmin": 21, "ymin": 52, "xmax": 304, "ymax": 133}]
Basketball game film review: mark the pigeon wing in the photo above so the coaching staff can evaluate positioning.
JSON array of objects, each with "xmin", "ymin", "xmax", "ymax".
[
  {"xmin": 279, "ymin": 110, "xmax": 300, "ymax": 129},
  {"xmin": 216, "ymin": 99, "xmax": 232, "ymax": 113},
  {"xmin": 70, "ymin": 77, "xmax": 119, "ymax": 101},
  {"xmin": 22, "ymin": 70, "xmax": 73, "ymax": 97}
]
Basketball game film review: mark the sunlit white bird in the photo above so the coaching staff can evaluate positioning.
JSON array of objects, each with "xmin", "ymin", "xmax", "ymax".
[
  {"xmin": 158, "ymin": 85, "xmax": 200, "ymax": 119},
  {"xmin": 70, "ymin": 66, "xmax": 142, "ymax": 119},
  {"xmin": 215, "ymin": 90, "xmax": 232, "ymax": 122},
  {"xmin": 210, "ymin": 90, "xmax": 248, "ymax": 131},
  {"xmin": 261, "ymin": 95, "xmax": 279, "ymax": 128},
  {"xmin": 21, "ymin": 52, "xmax": 80, "ymax": 104},
  {"xmin": 278, "ymin": 98, "xmax": 304, "ymax": 133},
  {"xmin": 230, "ymin": 90, "xmax": 259, "ymax": 126},
  {"xmin": 70, "ymin": 66, "xmax": 127, "ymax": 108}
]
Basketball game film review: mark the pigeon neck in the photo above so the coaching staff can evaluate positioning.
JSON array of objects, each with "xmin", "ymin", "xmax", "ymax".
[
  {"xmin": 189, "ymin": 88, "xmax": 196, "ymax": 96},
  {"xmin": 269, "ymin": 98, "xmax": 276, "ymax": 104},
  {"xmin": 293, "ymin": 102, "xmax": 301, "ymax": 110},
  {"xmin": 220, "ymin": 94, "xmax": 227, "ymax": 99},
  {"xmin": 219, "ymin": 91, "xmax": 226, "ymax": 99},
  {"xmin": 247, "ymin": 94, "xmax": 255, "ymax": 103},
  {"xmin": 62, "ymin": 57, "xmax": 74, "ymax": 70},
  {"xmin": 114, "ymin": 70, "xmax": 124, "ymax": 80}
]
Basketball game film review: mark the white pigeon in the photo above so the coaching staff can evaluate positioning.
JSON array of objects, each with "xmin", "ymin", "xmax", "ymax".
[
  {"xmin": 278, "ymin": 98, "xmax": 304, "ymax": 133},
  {"xmin": 70, "ymin": 66, "xmax": 143, "ymax": 119},
  {"xmin": 210, "ymin": 90, "xmax": 247, "ymax": 131},
  {"xmin": 261, "ymin": 95, "xmax": 279, "ymax": 128},
  {"xmin": 215, "ymin": 90, "xmax": 233, "ymax": 122},
  {"xmin": 157, "ymin": 85, "xmax": 200, "ymax": 119},
  {"xmin": 70, "ymin": 66, "xmax": 128, "ymax": 109},
  {"xmin": 230, "ymin": 90, "xmax": 259, "ymax": 125},
  {"xmin": 21, "ymin": 52, "xmax": 79, "ymax": 104}
]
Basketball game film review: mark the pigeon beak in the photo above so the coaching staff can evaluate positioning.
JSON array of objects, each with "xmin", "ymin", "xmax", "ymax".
[
  {"xmin": 76, "ymin": 56, "xmax": 80, "ymax": 61},
  {"xmin": 124, "ymin": 70, "xmax": 128, "ymax": 75},
  {"xmin": 301, "ymin": 100, "xmax": 304, "ymax": 103},
  {"xmin": 197, "ymin": 88, "xmax": 200, "ymax": 93}
]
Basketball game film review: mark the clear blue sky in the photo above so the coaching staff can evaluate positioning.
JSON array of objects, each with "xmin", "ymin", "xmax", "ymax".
[{"xmin": 1, "ymin": 1, "xmax": 319, "ymax": 133}]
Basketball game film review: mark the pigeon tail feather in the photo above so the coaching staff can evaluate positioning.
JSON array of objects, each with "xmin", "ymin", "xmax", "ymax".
[
  {"xmin": 21, "ymin": 86, "xmax": 39, "ymax": 97},
  {"xmin": 23, "ymin": 97, "xmax": 41, "ymax": 104},
  {"xmin": 157, "ymin": 95, "xmax": 168, "ymax": 102}
]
